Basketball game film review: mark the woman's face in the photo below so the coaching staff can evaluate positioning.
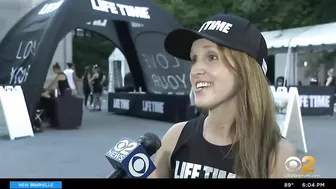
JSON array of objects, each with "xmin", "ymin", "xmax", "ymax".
[
  {"xmin": 190, "ymin": 38, "xmax": 236, "ymax": 109},
  {"xmin": 53, "ymin": 68, "xmax": 59, "ymax": 74},
  {"xmin": 328, "ymin": 68, "xmax": 334, "ymax": 76}
]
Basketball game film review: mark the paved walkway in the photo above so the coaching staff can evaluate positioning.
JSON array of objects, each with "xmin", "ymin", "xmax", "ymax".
[{"xmin": 0, "ymin": 108, "xmax": 335, "ymax": 178}]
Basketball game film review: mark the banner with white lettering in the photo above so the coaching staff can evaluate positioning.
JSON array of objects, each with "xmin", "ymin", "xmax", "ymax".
[
  {"xmin": 108, "ymin": 92, "xmax": 189, "ymax": 122},
  {"xmin": 273, "ymin": 86, "xmax": 334, "ymax": 116},
  {"xmin": 0, "ymin": 0, "xmax": 186, "ymax": 119},
  {"xmin": 136, "ymin": 33, "xmax": 191, "ymax": 94},
  {"xmin": 0, "ymin": 30, "xmax": 43, "ymax": 86}
]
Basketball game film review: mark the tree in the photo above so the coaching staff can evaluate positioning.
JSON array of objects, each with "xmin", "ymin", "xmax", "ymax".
[
  {"xmin": 73, "ymin": 32, "xmax": 114, "ymax": 77},
  {"xmin": 154, "ymin": 0, "xmax": 336, "ymax": 31}
]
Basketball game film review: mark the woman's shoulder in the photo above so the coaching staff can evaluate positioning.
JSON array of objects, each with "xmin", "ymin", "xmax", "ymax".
[
  {"xmin": 162, "ymin": 121, "xmax": 188, "ymax": 150},
  {"xmin": 56, "ymin": 73, "xmax": 66, "ymax": 79}
]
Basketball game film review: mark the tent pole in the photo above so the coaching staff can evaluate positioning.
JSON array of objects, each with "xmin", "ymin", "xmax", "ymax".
[{"xmin": 284, "ymin": 43, "xmax": 292, "ymax": 86}]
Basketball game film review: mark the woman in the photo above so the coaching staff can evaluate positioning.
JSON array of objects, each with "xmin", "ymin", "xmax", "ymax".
[
  {"xmin": 42, "ymin": 62, "xmax": 70, "ymax": 98},
  {"xmin": 37, "ymin": 63, "xmax": 70, "ymax": 131},
  {"xmin": 83, "ymin": 66, "xmax": 93, "ymax": 107},
  {"xmin": 150, "ymin": 14, "xmax": 296, "ymax": 178},
  {"xmin": 325, "ymin": 68, "xmax": 335, "ymax": 87},
  {"xmin": 90, "ymin": 65, "xmax": 105, "ymax": 111}
]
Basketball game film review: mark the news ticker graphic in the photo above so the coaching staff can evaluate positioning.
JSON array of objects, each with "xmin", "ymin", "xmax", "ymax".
[
  {"xmin": 3, "ymin": 179, "xmax": 335, "ymax": 188},
  {"xmin": 9, "ymin": 181, "xmax": 62, "ymax": 189}
]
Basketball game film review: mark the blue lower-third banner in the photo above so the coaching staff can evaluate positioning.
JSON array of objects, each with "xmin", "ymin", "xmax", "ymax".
[{"xmin": 10, "ymin": 181, "xmax": 62, "ymax": 189}]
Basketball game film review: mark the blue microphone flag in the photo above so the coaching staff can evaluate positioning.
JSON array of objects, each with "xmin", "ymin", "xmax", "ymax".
[{"xmin": 105, "ymin": 137, "xmax": 156, "ymax": 178}]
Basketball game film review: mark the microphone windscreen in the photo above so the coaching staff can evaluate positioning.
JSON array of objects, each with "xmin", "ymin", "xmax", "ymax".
[{"xmin": 138, "ymin": 132, "xmax": 161, "ymax": 156}]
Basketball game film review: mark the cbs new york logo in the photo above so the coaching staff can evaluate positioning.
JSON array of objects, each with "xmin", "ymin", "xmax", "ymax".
[
  {"xmin": 284, "ymin": 156, "xmax": 320, "ymax": 178},
  {"xmin": 114, "ymin": 139, "xmax": 151, "ymax": 177}
]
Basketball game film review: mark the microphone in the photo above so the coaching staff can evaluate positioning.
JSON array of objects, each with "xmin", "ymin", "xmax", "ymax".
[{"xmin": 105, "ymin": 132, "xmax": 161, "ymax": 178}]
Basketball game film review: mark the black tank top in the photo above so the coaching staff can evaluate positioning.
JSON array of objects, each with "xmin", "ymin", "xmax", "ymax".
[
  {"xmin": 93, "ymin": 73, "xmax": 103, "ymax": 87},
  {"xmin": 170, "ymin": 116, "xmax": 236, "ymax": 179},
  {"xmin": 57, "ymin": 73, "xmax": 70, "ymax": 95}
]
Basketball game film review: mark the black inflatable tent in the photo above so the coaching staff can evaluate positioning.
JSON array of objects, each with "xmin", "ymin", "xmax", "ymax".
[{"xmin": 0, "ymin": 0, "xmax": 191, "ymax": 119}]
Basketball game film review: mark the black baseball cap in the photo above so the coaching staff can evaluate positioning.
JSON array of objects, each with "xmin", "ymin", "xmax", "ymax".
[{"xmin": 164, "ymin": 14, "xmax": 268, "ymax": 74}]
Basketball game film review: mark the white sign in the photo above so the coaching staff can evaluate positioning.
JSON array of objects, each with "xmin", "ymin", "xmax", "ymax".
[
  {"xmin": 90, "ymin": 0, "xmax": 150, "ymax": 19},
  {"xmin": 270, "ymin": 86, "xmax": 307, "ymax": 153},
  {"xmin": 0, "ymin": 86, "xmax": 34, "ymax": 140}
]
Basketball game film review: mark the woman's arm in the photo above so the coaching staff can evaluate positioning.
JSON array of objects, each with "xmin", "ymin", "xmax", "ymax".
[
  {"xmin": 87, "ymin": 74, "xmax": 93, "ymax": 91},
  {"xmin": 326, "ymin": 77, "xmax": 333, "ymax": 86},
  {"xmin": 101, "ymin": 75, "xmax": 106, "ymax": 85},
  {"xmin": 45, "ymin": 74, "xmax": 62, "ymax": 92},
  {"xmin": 89, "ymin": 74, "xmax": 97, "ymax": 83},
  {"xmin": 149, "ymin": 122, "xmax": 187, "ymax": 178}
]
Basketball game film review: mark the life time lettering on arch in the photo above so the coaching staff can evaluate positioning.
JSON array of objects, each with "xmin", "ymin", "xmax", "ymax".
[{"xmin": 90, "ymin": 0, "xmax": 150, "ymax": 19}]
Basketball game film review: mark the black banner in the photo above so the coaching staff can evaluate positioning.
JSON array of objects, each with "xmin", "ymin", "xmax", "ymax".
[
  {"xmin": 274, "ymin": 86, "xmax": 335, "ymax": 116},
  {"xmin": 296, "ymin": 86, "xmax": 335, "ymax": 116},
  {"xmin": 136, "ymin": 33, "xmax": 191, "ymax": 94},
  {"xmin": 108, "ymin": 92, "xmax": 189, "ymax": 123}
]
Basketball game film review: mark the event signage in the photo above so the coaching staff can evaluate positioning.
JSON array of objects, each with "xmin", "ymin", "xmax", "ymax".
[
  {"xmin": 108, "ymin": 92, "xmax": 189, "ymax": 122},
  {"xmin": 137, "ymin": 33, "xmax": 191, "ymax": 94},
  {"xmin": 0, "ymin": 86, "xmax": 34, "ymax": 140},
  {"xmin": 272, "ymin": 86, "xmax": 334, "ymax": 116},
  {"xmin": 90, "ymin": 0, "xmax": 151, "ymax": 19},
  {"xmin": 270, "ymin": 86, "xmax": 307, "ymax": 153},
  {"xmin": 38, "ymin": 0, "xmax": 64, "ymax": 15}
]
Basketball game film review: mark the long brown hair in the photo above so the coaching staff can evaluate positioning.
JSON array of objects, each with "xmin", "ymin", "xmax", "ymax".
[{"xmin": 218, "ymin": 46, "xmax": 281, "ymax": 178}]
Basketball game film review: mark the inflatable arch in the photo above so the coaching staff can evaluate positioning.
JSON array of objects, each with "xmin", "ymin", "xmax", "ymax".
[{"xmin": 0, "ymin": 0, "xmax": 191, "ymax": 119}]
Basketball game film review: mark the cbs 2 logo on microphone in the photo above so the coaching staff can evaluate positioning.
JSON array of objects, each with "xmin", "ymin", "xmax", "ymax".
[
  {"xmin": 114, "ymin": 139, "xmax": 138, "ymax": 157},
  {"xmin": 114, "ymin": 138, "xmax": 155, "ymax": 178},
  {"xmin": 285, "ymin": 156, "xmax": 315, "ymax": 174}
]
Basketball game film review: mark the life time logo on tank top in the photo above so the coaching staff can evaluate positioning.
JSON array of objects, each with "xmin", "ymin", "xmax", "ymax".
[
  {"xmin": 90, "ymin": 0, "xmax": 150, "ymax": 19},
  {"xmin": 174, "ymin": 160, "xmax": 236, "ymax": 179}
]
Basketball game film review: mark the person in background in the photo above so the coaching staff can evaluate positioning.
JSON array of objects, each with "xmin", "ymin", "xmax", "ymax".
[
  {"xmin": 63, "ymin": 62, "xmax": 79, "ymax": 96},
  {"xmin": 90, "ymin": 65, "xmax": 106, "ymax": 111},
  {"xmin": 39, "ymin": 63, "xmax": 71, "ymax": 131},
  {"xmin": 310, "ymin": 72, "xmax": 319, "ymax": 86},
  {"xmin": 83, "ymin": 66, "xmax": 93, "ymax": 108},
  {"xmin": 325, "ymin": 68, "xmax": 335, "ymax": 87},
  {"xmin": 41, "ymin": 62, "xmax": 70, "ymax": 98}
]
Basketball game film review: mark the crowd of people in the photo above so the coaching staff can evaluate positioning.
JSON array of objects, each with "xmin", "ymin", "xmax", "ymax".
[{"xmin": 34, "ymin": 62, "xmax": 106, "ymax": 132}]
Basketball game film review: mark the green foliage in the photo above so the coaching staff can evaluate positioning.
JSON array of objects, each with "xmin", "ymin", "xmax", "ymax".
[
  {"xmin": 154, "ymin": 0, "xmax": 336, "ymax": 30},
  {"xmin": 73, "ymin": 33, "xmax": 115, "ymax": 77}
]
